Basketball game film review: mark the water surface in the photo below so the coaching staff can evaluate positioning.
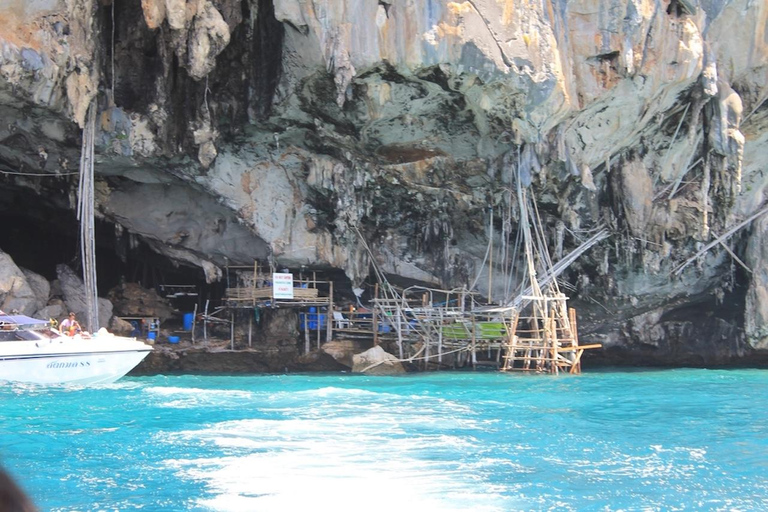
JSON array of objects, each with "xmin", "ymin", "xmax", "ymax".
[{"xmin": 2, "ymin": 369, "xmax": 768, "ymax": 511}]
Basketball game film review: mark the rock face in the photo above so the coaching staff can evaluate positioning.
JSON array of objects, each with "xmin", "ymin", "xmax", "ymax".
[
  {"xmin": 1, "ymin": 0, "xmax": 768, "ymax": 365},
  {"xmin": 108, "ymin": 282, "xmax": 175, "ymax": 320}
]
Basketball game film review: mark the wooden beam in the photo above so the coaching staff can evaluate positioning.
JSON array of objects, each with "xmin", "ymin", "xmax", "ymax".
[{"xmin": 557, "ymin": 343, "xmax": 602, "ymax": 352}]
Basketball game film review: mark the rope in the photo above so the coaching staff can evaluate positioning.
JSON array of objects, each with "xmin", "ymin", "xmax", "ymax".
[
  {"xmin": 111, "ymin": 0, "xmax": 116, "ymax": 102},
  {"xmin": 468, "ymin": 207, "xmax": 493, "ymax": 291},
  {"xmin": 78, "ymin": 103, "xmax": 99, "ymax": 331},
  {"xmin": 0, "ymin": 169, "xmax": 79, "ymax": 176},
  {"xmin": 359, "ymin": 344, "xmax": 469, "ymax": 373}
]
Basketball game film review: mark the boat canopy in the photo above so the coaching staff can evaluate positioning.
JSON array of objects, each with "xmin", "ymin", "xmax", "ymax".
[{"xmin": 0, "ymin": 314, "xmax": 50, "ymax": 328}]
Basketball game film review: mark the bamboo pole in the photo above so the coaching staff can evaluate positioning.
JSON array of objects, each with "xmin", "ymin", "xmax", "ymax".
[
  {"xmin": 396, "ymin": 308, "xmax": 403, "ymax": 359},
  {"xmin": 327, "ymin": 281, "xmax": 334, "ymax": 341},
  {"xmin": 253, "ymin": 261, "xmax": 258, "ymax": 307},
  {"xmin": 471, "ymin": 313, "xmax": 477, "ymax": 370},
  {"xmin": 550, "ymin": 309, "xmax": 558, "ymax": 375},
  {"xmin": 570, "ymin": 349, "xmax": 585, "ymax": 374},
  {"xmin": 424, "ymin": 316, "xmax": 431, "ymax": 371},
  {"xmin": 488, "ymin": 206, "xmax": 493, "ymax": 304},
  {"xmin": 558, "ymin": 344, "xmax": 602, "ymax": 352},
  {"xmin": 437, "ymin": 309, "xmax": 443, "ymax": 365},
  {"xmin": 373, "ymin": 283, "xmax": 379, "ymax": 346},
  {"xmin": 248, "ymin": 309, "xmax": 253, "ymax": 348},
  {"xmin": 673, "ymin": 204, "xmax": 768, "ymax": 275},
  {"xmin": 203, "ymin": 299, "xmax": 209, "ymax": 345},
  {"xmin": 191, "ymin": 303, "xmax": 198, "ymax": 344}
]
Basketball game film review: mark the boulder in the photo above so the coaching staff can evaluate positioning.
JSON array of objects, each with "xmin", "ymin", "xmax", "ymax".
[
  {"xmin": 322, "ymin": 339, "xmax": 364, "ymax": 368},
  {"xmin": 56, "ymin": 264, "xmax": 87, "ymax": 317},
  {"xmin": 351, "ymin": 346, "xmax": 405, "ymax": 375},
  {"xmin": 98, "ymin": 297, "xmax": 114, "ymax": 333},
  {"xmin": 21, "ymin": 268, "xmax": 50, "ymax": 314},
  {"xmin": 56, "ymin": 264, "xmax": 116, "ymax": 331},
  {"xmin": 0, "ymin": 251, "xmax": 38, "ymax": 315},
  {"xmin": 36, "ymin": 303, "xmax": 65, "ymax": 324},
  {"xmin": 109, "ymin": 316, "xmax": 135, "ymax": 336},
  {"xmin": 294, "ymin": 350, "xmax": 349, "ymax": 372}
]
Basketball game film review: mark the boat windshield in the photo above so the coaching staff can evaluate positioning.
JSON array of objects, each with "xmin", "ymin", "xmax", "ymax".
[{"xmin": 0, "ymin": 330, "xmax": 40, "ymax": 341}]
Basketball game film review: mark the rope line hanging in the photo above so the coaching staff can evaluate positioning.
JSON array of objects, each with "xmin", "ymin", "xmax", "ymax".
[{"xmin": 78, "ymin": 103, "xmax": 99, "ymax": 332}]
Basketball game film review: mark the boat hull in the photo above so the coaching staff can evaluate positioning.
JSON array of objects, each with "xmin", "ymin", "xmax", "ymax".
[
  {"xmin": 0, "ymin": 350, "xmax": 151, "ymax": 385},
  {"xmin": 0, "ymin": 335, "xmax": 153, "ymax": 385}
]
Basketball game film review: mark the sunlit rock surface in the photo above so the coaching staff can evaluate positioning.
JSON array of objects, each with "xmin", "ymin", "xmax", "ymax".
[{"xmin": 1, "ymin": 0, "xmax": 767, "ymax": 364}]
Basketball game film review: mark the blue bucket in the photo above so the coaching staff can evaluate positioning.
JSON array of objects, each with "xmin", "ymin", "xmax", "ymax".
[
  {"xmin": 168, "ymin": 336, "xmax": 180, "ymax": 344},
  {"xmin": 183, "ymin": 312, "xmax": 194, "ymax": 331},
  {"xmin": 147, "ymin": 332, "xmax": 157, "ymax": 341}
]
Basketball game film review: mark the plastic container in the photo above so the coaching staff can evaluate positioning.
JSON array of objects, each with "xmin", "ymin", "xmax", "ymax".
[
  {"xmin": 183, "ymin": 312, "xmax": 194, "ymax": 331},
  {"xmin": 147, "ymin": 332, "xmax": 157, "ymax": 341},
  {"xmin": 168, "ymin": 335, "xmax": 180, "ymax": 344}
]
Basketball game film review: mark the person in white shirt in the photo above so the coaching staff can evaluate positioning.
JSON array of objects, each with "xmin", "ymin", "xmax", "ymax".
[{"xmin": 60, "ymin": 312, "xmax": 82, "ymax": 336}]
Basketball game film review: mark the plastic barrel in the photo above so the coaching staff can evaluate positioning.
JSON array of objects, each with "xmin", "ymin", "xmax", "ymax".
[
  {"xmin": 147, "ymin": 332, "xmax": 157, "ymax": 341},
  {"xmin": 183, "ymin": 312, "xmax": 194, "ymax": 331}
]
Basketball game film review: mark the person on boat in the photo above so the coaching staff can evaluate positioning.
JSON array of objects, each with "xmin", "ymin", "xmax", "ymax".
[{"xmin": 59, "ymin": 312, "xmax": 82, "ymax": 336}]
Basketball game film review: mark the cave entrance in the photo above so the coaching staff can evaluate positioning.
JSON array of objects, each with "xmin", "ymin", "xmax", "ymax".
[{"xmin": 0, "ymin": 187, "xmax": 214, "ymax": 310}]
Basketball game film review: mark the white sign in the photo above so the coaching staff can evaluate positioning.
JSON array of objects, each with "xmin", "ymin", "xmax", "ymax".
[{"xmin": 273, "ymin": 273, "xmax": 294, "ymax": 299}]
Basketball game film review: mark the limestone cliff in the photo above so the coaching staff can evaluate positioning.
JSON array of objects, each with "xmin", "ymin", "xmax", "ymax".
[{"xmin": 1, "ymin": 0, "xmax": 767, "ymax": 365}]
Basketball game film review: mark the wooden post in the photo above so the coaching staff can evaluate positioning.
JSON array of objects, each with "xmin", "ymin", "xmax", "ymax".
[
  {"xmin": 203, "ymin": 299, "xmax": 209, "ymax": 345},
  {"xmin": 488, "ymin": 207, "xmax": 493, "ymax": 304},
  {"xmin": 253, "ymin": 261, "xmax": 258, "ymax": 307},
  {"xmin": 230, "ymin": 310, "xmax": 235, "ymax": 350},
  {"xmin": 471, "ymin": 313, "xmax": 477, "ymax": 370},
  {"xmin": 373, "ymin": 283, "xmax": 379, "ymax": 346},
  {"xmin": 191, "ymin": 303, "xmax": 197, "ymax": 344},
  {"xmin": 396, "ymin": 308, "xmax": 403, "ymax": 359},
  {"xmin": 550, "ymin": 310, "xmax": 558, "ymax": 375},
  {"xmin": 570, "ymin": 308, "xmax": 581, "ymax": 374},
  {"xmin": 304, "ymin": 310, "xmax": 310, "ymax": 354},
  {"xmin": 437, "ymin": 309, "xmax": 443, "ymax": 365},
  {"xmin": 327, "ymin": 281, "xmax": 334, "ymax": 342},
  {"xmin": 316, "ymin": 306, "xmax": 321, "ymax": 350},
  {"xmin": 424, "ymin": 321, "xmax": 430, "ymax": 371},
  {"xmin": 570, "ymin": 349, "xmax": 585, "ymax": 374},
  {"xmin": 248, "ymin": 309, "xmax": 253, "ymax": 348}
]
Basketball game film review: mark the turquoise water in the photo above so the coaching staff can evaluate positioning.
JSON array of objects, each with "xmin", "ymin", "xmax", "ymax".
[{"xmin": 2, "ymin": 369, "xmax": 768, "ymax": 511}]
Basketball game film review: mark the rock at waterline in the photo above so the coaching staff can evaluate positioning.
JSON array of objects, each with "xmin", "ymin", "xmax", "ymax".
[
  {"xmin": 351, "ymin": 346, "xmax": 405, "ymax": 375},
  {"xmin": 322, "ymin": 339, "xmax": 365, "ymax": 368}
]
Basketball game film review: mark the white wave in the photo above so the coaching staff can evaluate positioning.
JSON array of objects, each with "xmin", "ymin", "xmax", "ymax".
[
  {"xmin": 169, "ymin": 449, "xmax": 509, "ymax": 512},
  {"xmin": 143, "ymin": 386, "xmax": 255, "ymax": 408},
  {"xmin": 161, "ymin": 413, "xmax": 515, "ymax": 511},
  {"xmin": 144, "ymin": 386, "xmax": 254, "ymax": 398}
]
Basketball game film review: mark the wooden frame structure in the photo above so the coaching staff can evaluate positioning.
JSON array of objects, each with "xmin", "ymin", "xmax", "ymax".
[
  {"xmin": 339, "ymin": 166, "xmax": 603, "ymax": 374},
  {"xmin": 221, "ymin": 263, "xmax": 334, "ymax": 353}
]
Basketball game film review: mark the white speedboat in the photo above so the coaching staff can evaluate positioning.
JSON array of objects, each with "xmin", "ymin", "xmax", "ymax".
[{"xmin": 0, "ymin": 313, "xmax": 153, "ymax": 385}]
